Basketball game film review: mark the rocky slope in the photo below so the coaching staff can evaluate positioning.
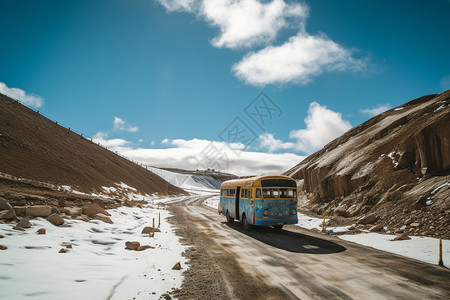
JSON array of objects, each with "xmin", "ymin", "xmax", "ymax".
[
  {"xmin": 285, "ymin": 91, "xmax": 450, "ymax": 238},
  {"xmin": 0, "ymin": 92, "xmax": 186, "ymax": 200}
]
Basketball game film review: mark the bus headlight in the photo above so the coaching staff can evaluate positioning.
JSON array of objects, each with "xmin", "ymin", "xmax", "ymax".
[
  {"xmin": 291, "ymin": 209, "xmax": 296, "ymax": 215},
  {"xmin": 263, "ymin": 209, "xmax": 269, "ymax": 216}
]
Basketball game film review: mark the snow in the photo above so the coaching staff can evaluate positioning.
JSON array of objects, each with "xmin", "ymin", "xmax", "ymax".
[
  {"xmin": 340, "ymin": 233, "xmax": 450, "ymax": 266},
  {"xmin": 204, "ymin": 195, "xmax": 220, "ymax": 210},
  {"xmin": 431, "ymin": 182, "xmax": 450, "ymax": 194},
  {"xmin": 0, "ymin": 198, "xmax": 190, "ymax": 300},
  {"xmin": 148, "ymin": 167, "xmax": 220, "ymax": 194},
  {"xmin": 387, "ymin": 152, "xmax": 399, "ymax": 168},
  {"xmin": 394, "ymin": 107, "xmax": 404, "ymax": 111},
  {"xmin": 434, "ymin": 104, "xmax": 445, "ymax": 112}
]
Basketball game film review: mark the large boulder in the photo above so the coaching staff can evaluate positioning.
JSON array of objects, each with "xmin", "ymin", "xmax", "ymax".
[
  {"xmin": 0, "ymin": 209, "xmax": 16, "ymax": 220},
  {"xmin": 16, "ymin": 217, "xmax": 31, "ymax": 228},
  {"xmin": 46, "ymin": 213, "xmax": 64, "ymax": 226},
  {"xmin": 83, "ymin": 203, "xmax": 110, "ymax": 217},
  {"xmin": 26, "ymin": 206, "xmax": 52, "ymax": 217},
  {"xmin": 0, "ymin": 197, "xmax": 12, "ymax": 211},
  {"xmin": 92, "ymin": 213, "xmax": 113, "ymax": 224},
  {"xmin": 125, "ymin": 241, "xmax": 140, "ymax": 250}
]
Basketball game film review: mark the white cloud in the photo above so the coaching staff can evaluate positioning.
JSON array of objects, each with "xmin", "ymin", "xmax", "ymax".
[
  {"xmin": 92, "ymin": 132, "xmax": 131, "ymax": 149},
  {"xmin": 200, "ymin": 0, "xmax": 307, "ymax": 49},
  {"xmin": 93, "ymin": 134, "xmax": 304, "ymax": 175},
  {"xmin": 258, "ymin": 132, "xmax": 294, "ymax": 153},
  {"xmin": 0, "ymin": 82, "xmax": 44, "ymax": 108},
  {"xmin": 113, "ymin": 116, "xmax": 139, "ymax": 133},
  {"xmin": 289, "ymin": 102, "xmax": 352, "ymax": 153},
  {"xmin": 360, "ymin": 104, "xmax": 391, "ymax": 116},
  {"xmin": 156, "ymin": 0, "xmax": 197, "ymax": 12},
  {"xmin": 233, "ymin": 32, "xmax": 365, "ymax": 86}
]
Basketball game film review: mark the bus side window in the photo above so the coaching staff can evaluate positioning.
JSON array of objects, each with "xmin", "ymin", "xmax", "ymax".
[
  {"xmin": 241, "ymin": 189, "xmax": 245, "ymax": 198},
  {"xmin": 249, "ymin": 190, "xmax": 252, "ymax": 199},
  {"xmin": 256, "ymin": 188, "xmax": 261, "ymax": 198}
]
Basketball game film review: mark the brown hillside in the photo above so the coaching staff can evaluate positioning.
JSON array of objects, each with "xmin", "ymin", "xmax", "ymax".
[
  {"xmin": 0, "ymin": 93, "xmax": 186, "ymax": 197},
  {"xmin": 285, "ymin": 91, "xmax": 450, "ymax": 238}
]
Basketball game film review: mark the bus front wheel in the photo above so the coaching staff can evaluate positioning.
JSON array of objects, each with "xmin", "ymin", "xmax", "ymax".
[
  {"xmin": 226, "ymin": 210, "xmax": 234, "ymax": 223},
  {"xmin": 242, "ymin": 214, "xmax": 253, "ymax": 231}
]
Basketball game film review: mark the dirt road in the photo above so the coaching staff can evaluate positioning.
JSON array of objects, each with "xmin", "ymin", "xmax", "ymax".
[{"xmin": 169, "ymin": 196, "xmax": 450, "ymax": 299}]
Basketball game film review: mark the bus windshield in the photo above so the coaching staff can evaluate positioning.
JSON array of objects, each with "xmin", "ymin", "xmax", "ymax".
[{"xmin": 262, "ymin": 188, "xmax": 296, "ymax": 198}]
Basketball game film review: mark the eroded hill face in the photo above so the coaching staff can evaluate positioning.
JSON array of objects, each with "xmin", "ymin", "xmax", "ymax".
[
  {"xmin": 285, "ymin": 91, "xmax": 450, "ymax": 238},
  {"xmin": 0, "ymin": 93, "xmax": 186, "ymax": 198}
]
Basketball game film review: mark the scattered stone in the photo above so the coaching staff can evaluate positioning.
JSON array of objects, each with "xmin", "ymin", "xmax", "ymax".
[
  {"xmin": 13, "ymin": 206, "xmax": 26, "ymax": 216},
  {"xmin": 141, "ymin": 226, "xmax": 161, "ymax": 234},
  {"xmin": 37, "ymin": 228, "xmax": 46, "ymax": 234},
  {"xmin": 46, "ymin": 213, "xmax": 64, "ymax": 226},
  {"xmin": 392, "ymin": 233, "xmax": 411, "ymax": 241},
  {"xmin": 59, "ymin": 248, "xmax": 67, "ymax": 253},
  {"xmin": 16, "ymin": 217, "xmax": 31, "ymax": 228},
  {"xmin": 162, "ymin": 294, "xmax": 171, "ymax": 300},
  {"xmin": 83, "ymin": 203, "xmax": 110, "ymax": 217},
  {"xmin": 75, "ymin": 215, "xmax": 90, "ymax": 222},
  {"xmin": 0, "ymin": 245, "xmax": 7, "ymax": 250},
  {"xmin": 125, "ymin": 241, "xmax": 140, "ymax": 250},
  {"xmin": 65, "ymin": 244, "xmax": 73, "ymax": 249},
  {"xmin": 92, "ymin": 213, "xmax": 113, "ymax": 224},
  {"xmin": 0, "ymin": 208, "xmax": 16, "ymax": 220},
  {"xmin": 357, "ymin": 213, "xmax": 377, "ymax": 225},
  {"xmin": 136, "ymin": 245, "xmax": 153, "ymax": 251},
  {"xmin": 369, "ymin": 224, "xmax": 384, "ymax": 232},
  {"xmin": 63, "ymin": 207, "xmax": 83, "ymax": 216},
  {"xmin": 400, "ymin": 225, "xmax": 407, "ymax": 231},
  {"xmin": 0, "ymin": 197, "xmax": 12, "ymax": 210},
  {"xmin": 410, "ymin": 222, "xmax": 420, "ymax": 227},
  {"xmin": 0, "ymin": 234, "xmax": 4, "ymax": 238},
  {"xmin": 172, "ymin": 262, "xmax": 182, "ymax": 270},
  {"xmin": 26, "ymin": 206, "xmax": 52, "ymax": 217}
]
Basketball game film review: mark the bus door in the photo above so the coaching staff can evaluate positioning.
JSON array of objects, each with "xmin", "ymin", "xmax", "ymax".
[{"xmin": 235, "ymin": 187, "xmax": 241, "ymax": 220}]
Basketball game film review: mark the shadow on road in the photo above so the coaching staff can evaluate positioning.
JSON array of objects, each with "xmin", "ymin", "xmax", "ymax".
[{"xmin": 223, "ymin": 222, "xmax": 346, "ymax": 254}]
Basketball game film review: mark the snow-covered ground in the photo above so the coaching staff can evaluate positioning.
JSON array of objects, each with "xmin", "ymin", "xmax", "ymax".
[
  {"xmin": 0, "ymin": 198, "xmax": 189, "ymax": 300},
  {"xmin": 147, "ymin": 167, "xmax": 220, "ymax": 194},
  {"xmin": 203, "ymin": 196, "xmax": 449, "ymax": 267}
]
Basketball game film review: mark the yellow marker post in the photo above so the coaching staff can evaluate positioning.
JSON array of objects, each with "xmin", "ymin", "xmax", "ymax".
[
  {"xmin": 322, "ymin": 216, "xmax": 326, "ymax": 233},
  {"xmin": 439, "ymin": 238, "xmax": 444, "ymax": 266},
  {"xmin": 158, "ymin": 212, "xmax": 161, "ymax": 228},
  {"xmin": 152, "ymin": 218, "xmax": 155, "ymax": 238}
]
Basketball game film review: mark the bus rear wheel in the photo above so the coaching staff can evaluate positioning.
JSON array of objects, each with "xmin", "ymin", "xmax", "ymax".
[
  {"xmin": 226, "ymin": 210, "xmax": 234, "ymax": 223},
  {"xmin": 242, "ymin": 214, "xmax": 253, "ymax": 231},
  {"xmin": 273, "ymin": 225, "xmax": 283, "ymax": 230}
]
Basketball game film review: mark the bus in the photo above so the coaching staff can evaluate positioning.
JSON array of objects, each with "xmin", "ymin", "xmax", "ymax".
[{"xmin": 218, "ymin": 175, "xmax": 298, "ymax": 230}]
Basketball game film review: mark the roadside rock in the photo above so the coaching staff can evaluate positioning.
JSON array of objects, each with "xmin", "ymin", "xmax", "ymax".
[
  {"xmin": 59, "ymin": 248, "xmax": 67, "ymax": 253},
  {"xmin": 141, "ymin": 226, "xmax": 161, "ymax": 234},
  {"xmin": 83, "ymin": 203, "xmax": 110, "ymax": 217},
  {"xmin": 51, "ymin": 206, "xmax": 60, "ymax": 214},
  {"xmin": 92, "ymin": 213, "xmax": 113, "ymax": 224},
  {"xmin": 46, "ymin": 213, "xmax": 64, "ymax": 226},
  {"xmin": 369, "ymin": 224, "xmax": 384, "ymax": 232},
  {"xmin": 392, "ymin": 233, "xmax": 411, "ymax": 241},
  {"xmin": 0, "ymin": 245, "xmax": 7, "ymax": 250},
  {"xmin": 16, "ymin": 217, "xmax": 31, "ymax": 228},
  {"xmin": 410, "ymin": 222, "xmax": 420, "ymax": 227},
  {"xmin": 0, "ymin": 234, "xmax": 4, "ymax": 238},
  {"xmin": 0, "ymin": 208, "xmax": 16, "ymax": 220},
  {"xmin": 172, "ymin": 262, "xmax": 182, "ymax": 270},
  {"xmin": 358, "ymin": 214, "xmax": 377, "ymax": 225},
  {"xmin": 63, "ymin": 207, "xmax": 83, "ymax": 217},
  {"xmin": 125, "ymin": 241, "xmax": 140, "ymax": 250},
  {"xmin": 26, "ymin": 206, "xmax": 52, "ymax": 217},
  {"xmin": 37, "ymin": 228, "xmax": 46, "ymax": 234},
  {"xmin": 0, "ymin": 197, "xmax": 12, "ymax": 210},
  {"xmin": 75, "ymin": 215, "xmax": 90, "ymax": 222}
]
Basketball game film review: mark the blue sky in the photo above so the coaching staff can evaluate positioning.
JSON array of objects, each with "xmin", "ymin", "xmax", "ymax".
[{"xmin": 1, "ymin": 0, "xmax": 449, "ymax": 175}]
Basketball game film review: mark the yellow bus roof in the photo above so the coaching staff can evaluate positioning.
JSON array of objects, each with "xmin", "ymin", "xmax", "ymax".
[{"xmin": 220, "ymin": 175, "xmax": 295, "ymax": 189}]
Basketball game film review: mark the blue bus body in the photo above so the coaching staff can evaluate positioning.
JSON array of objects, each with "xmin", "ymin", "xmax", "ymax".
[{"xmin": 219, "ymin": 175, "xmax": 298, "ymax": 230}]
